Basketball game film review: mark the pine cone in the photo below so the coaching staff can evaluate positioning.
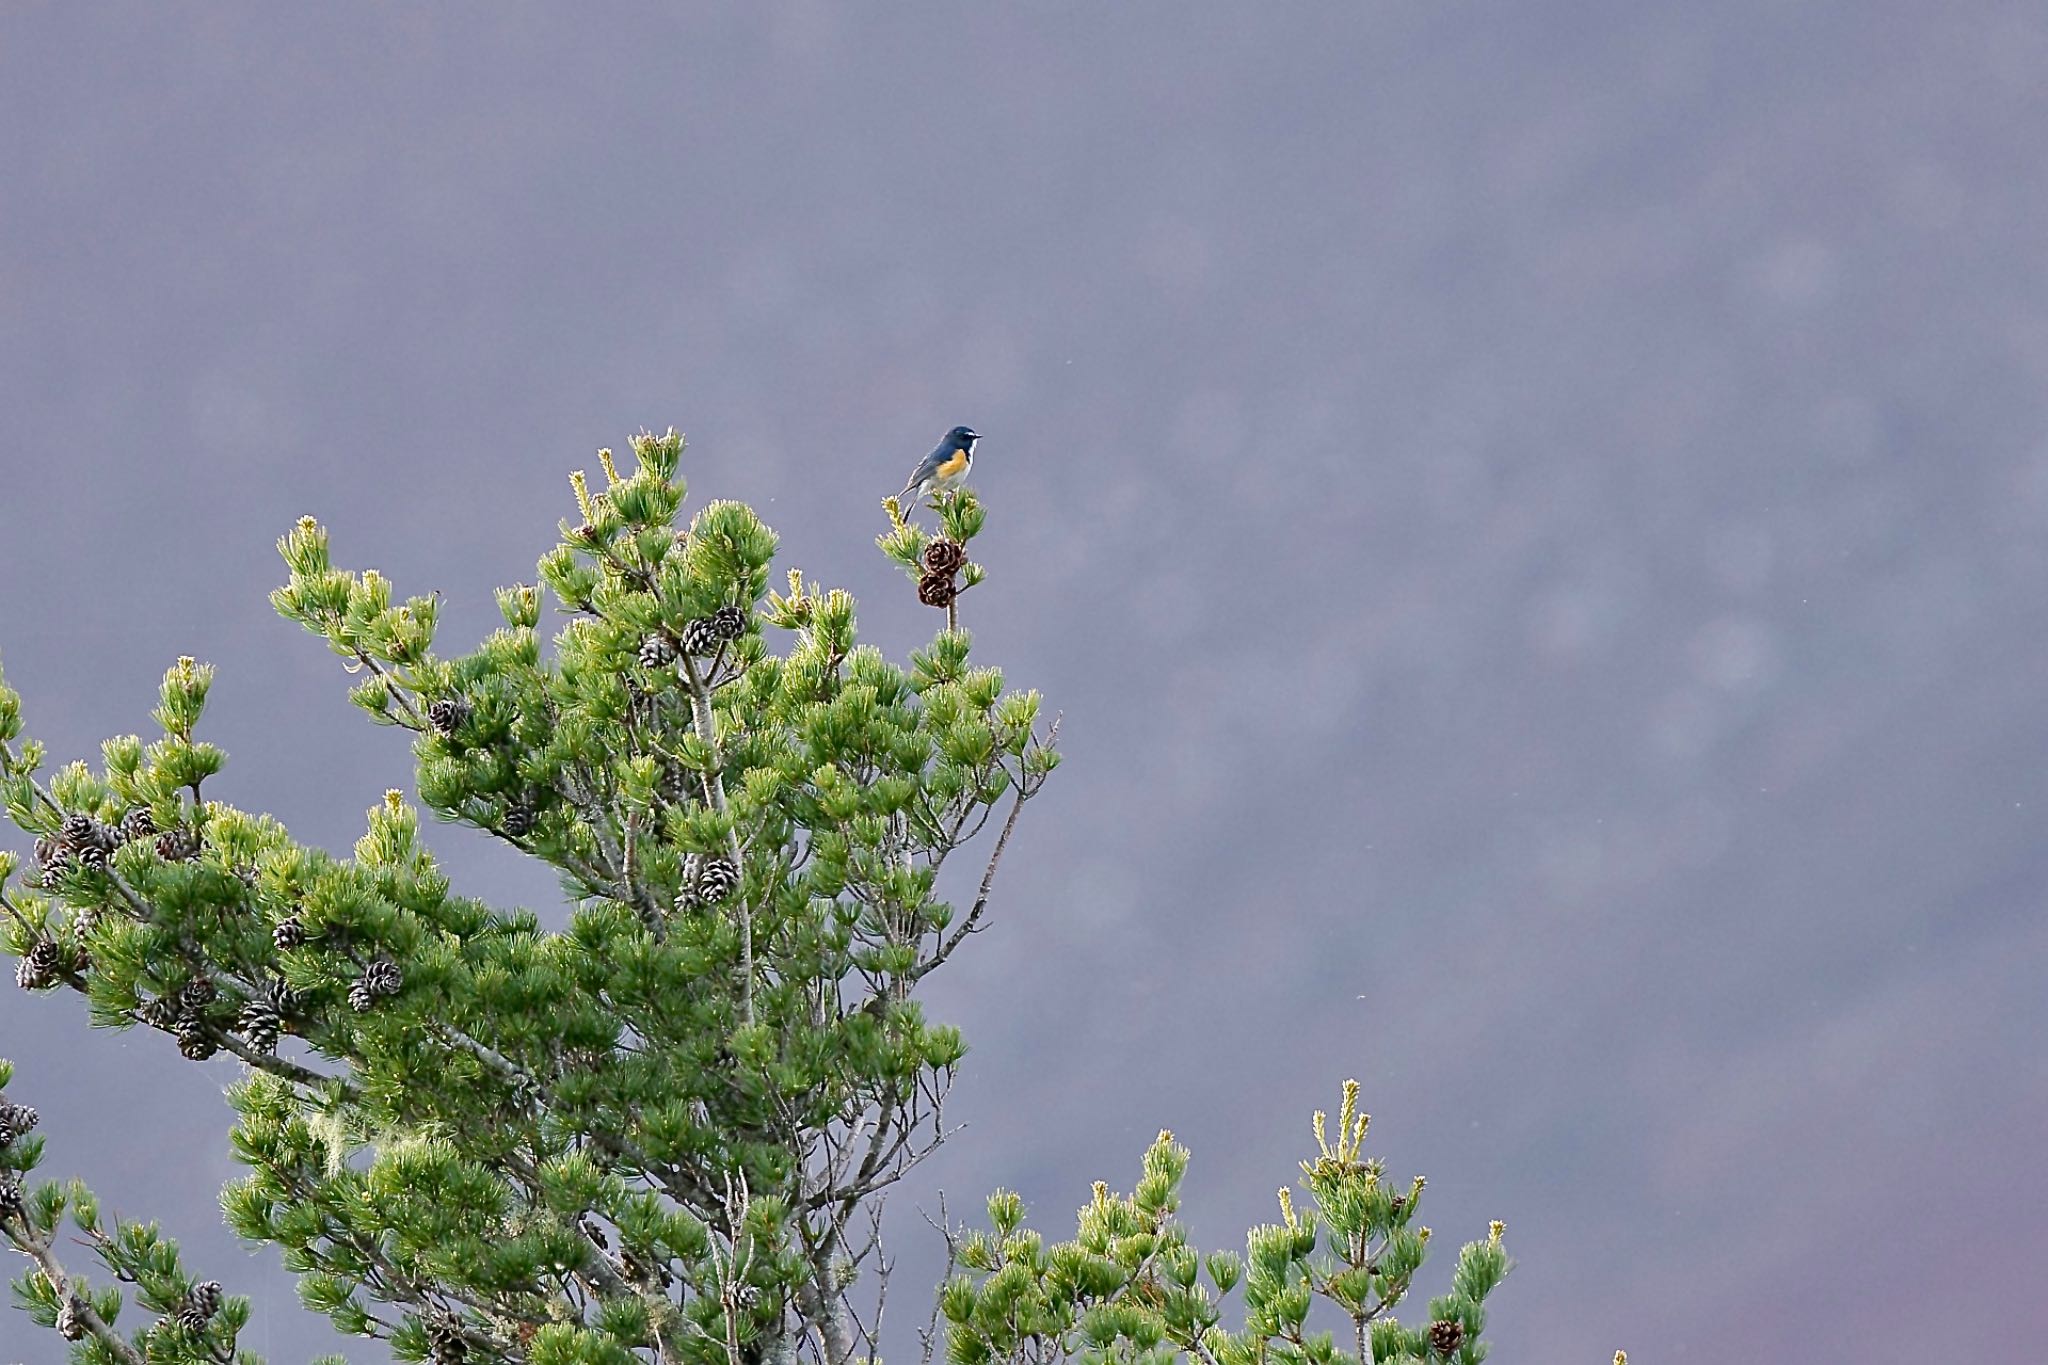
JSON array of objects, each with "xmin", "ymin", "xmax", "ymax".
[
  {"xmin": 679, "ymin": 616, "xmax": 720, "ymax": 655},
  {"xmin": 176, "ymin": 1281, "xmax": 223, "ymax": 1333},
  {"xmin": 1427, "ymin": 1319, "xmax": 1465, "ymax": 1357},
  {"xmin": 155, "ymin": 826, "xmax": 201, "ymax": 862},
  {"xmin": 33, "ymin": 835, "xmax": 70, "ymax": 887},
  {"xmin": 179, "ymin": 977, "xmax": 218, "ymax": 1011},
  {"xmin": 238, "ymin": 998, "xmax": 282, "ymax": 1054},
  {"xmin": 426, "ymin": 1315, "xmax": 469, "ymax": 1365},
  {"xmin": 708, "ymin": 604, "xmax": 747, "ymax": 641},
  {"xmin": 273, "ymin": 915, "xmax": 306, "ymax": 950},
  {"xmin": 696, "ymin": 856, "xmax": 738, "ymax": 903},
  {"xmin": 347, "ymin": 979, "xmax": 376, "ymax": 1013},
  {"xmin": 676, "ymin": 854, "xmax": 739, "ymax": 911},
  {"xmin": 362, "ymin": 958, "xmax": 402, "ymax": 998},
  {"xmin": 0, "ymin": 1102, "xmax": 38, "ymax": 1147},
  {"xmin": 426, "ymin": 697, "xmax": 470, "ymax": 738},
  {"xmin": 922, "ymin": 537, "xmax": 967, "ymax": 575},
  {"xmin": 175, "ymin": 1016, "xmax": 217, "ymax": 1061},
  {"xmin": 0, "ymin": 1172, "xmax": 22, "ymax": 1219},
  {"xmin": 15, "ymin": 940, "xmax": 62, "ymax": 991},
  {"xmin": 58, "ymin": 817, "xmax": 119, "ymax": 871},
  {"xmin": 56, "ymin": 1295, "xmax": 87, "ymax": 1341},
  {"xmin": 916, "ymin": 570, "xmax": 958, "ymax": 608},
  {"xmin": 138, "ymin": 994, "xmax": 184, "ymax": 1031},
  {"xmin": 58, "ymin": 812, "xmax": 97, "ymax": 853},
  {"xmin": 120, "ymin": 807, "xmax": 157, "ymax": 843},
  {"xmin": 502, "ymin": 798, "xmax": 537, "ymax": 838},
  {"xmin": 639, "ymin": 634, "xmax": 678, "ymax": 669}
]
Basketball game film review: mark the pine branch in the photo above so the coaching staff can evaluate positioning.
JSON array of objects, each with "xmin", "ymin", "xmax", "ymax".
[
  {"xmin": 11, "ymin": 1234, "xmax": 147, "ymax": 1365},
  {"xmin": 680, "ymin": 650, "xmax": 755, "ymax": 1028}
]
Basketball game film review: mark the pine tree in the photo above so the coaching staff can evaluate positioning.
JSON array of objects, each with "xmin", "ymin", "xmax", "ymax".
[{"xmin": 0, "ymin": 431, "xmax": 1541, "ymax": 1365}]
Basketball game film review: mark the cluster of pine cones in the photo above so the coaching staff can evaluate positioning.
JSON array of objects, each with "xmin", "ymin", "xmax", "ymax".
[
  {"xmin": 46, "ymin": 1272, "xmax": 219, "ymax": 1343},
  {"xmin": 917, "ymin": 538, "xmax": 967, "ymax": 608},
  {"xmin": 138, "ymin": 975, "xmax": 222, "ymax": 1059},
  {"xmin": 639, "ymin": 603, "xmax": 749, "ymax": 669},
  {"xmin": 31, "ymin": 808, "xmax": 182, "ymax": 888},
  {"xmin": 0, "ymin": 1100, "xmax": 36, "ymax": 1221},
  {"xmin": 136, "ymin": 973, "xmax": 302, "ymax": 1060},
  {"xmin": 347, "ymin": 957, "xmax": 403, "ymax": 1013},
  {"xmin": 421, "ymin": 696, "xmax": 540, "ymax": 837},
  {"xmin": 173, "ymin": 1280, "xmax": 223, "ymax": 1333}
]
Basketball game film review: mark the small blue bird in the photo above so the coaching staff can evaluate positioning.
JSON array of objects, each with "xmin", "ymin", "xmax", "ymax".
[{"xmin": 895, "ymin": 426, "xmax": 981, "ymax": 505}]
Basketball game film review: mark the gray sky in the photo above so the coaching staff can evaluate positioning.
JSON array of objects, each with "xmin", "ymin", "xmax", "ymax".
[{"xmin": 4, "ymin": 4, "xmax": 2046, "ymax": 1362}]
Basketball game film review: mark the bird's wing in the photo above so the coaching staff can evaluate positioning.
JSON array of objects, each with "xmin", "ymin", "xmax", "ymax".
[{"xmin": 898, "ymin": 442, "xmax": 949, "ymax": 496}]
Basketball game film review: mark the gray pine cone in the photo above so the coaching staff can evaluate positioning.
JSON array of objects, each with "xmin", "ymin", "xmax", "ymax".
[
  {"xmin": 58, "ymin": 812, "xmax": 97, "ymax": 853},
  {"xmin": 175, "ymin": 1280, "xmax": 223, "ymax": 1332},
  {"xmin": 73, "ymin": 824, "xmax": 117, "ymax": 870},
  {"xmin": 0, "ymin": 1102, "xmax": 39, "ymax": 1147},
  {"xmin": 33, "ymin": 835, "xmax": 70, "ymax": 887},
  {"xmin": 238, "ymin": 999, "xmax": 282, "ymax": 1054},
  {"xmin": 639, "ymin": 633, "xmax": 679, "ymax": 668},
  {"xmin": 362, "ymin": 958, "xmax": 402, "ymax": 998},
  {"xmin": 676, "ymin": 854, "xmax": 739, "ymax": 911},
  {"xmin": 502, "ymin": 798, "xmax": 537, "ymax": 838},
  {"xmin": 175, "ymin": 1016, "xmax": 218, "ymax": 1061},
  {"xmin": 138, "ymin": 994, "xmax": 184, "ymax": 1030},
  {"xmin": 426, "ymin": 697, "xmax": 470, "ymax": 738}
]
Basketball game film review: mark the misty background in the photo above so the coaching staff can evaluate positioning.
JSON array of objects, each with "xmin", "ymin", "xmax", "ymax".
[{"xmin": 4, "ymin": 4, "xmax": 2046, "ymax": 1361}]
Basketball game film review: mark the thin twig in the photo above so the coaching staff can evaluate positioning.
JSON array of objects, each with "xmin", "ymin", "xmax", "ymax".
[
  {"xmin": 911, "ymin": 785, "xmax": 1027, "ymax": 984},
  {"xmin": 917, "ymin": 1194, "xmax": 958, "ymax": 1365}
]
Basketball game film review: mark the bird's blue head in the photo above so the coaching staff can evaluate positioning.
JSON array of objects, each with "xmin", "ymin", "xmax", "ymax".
[{"xmin": 948, "ymin": 426, "xmax": 980, "ymax": 449}]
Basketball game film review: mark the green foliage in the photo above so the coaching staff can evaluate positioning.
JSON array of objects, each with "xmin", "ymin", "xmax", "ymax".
[
  {"xmin": 940, "ymin": 1084, "xmax": 1513, "ymax": 1365},
  {"xmin": 1, "ymin": 429, "xmax": 1060, "ymax": 1365},
  {"xmin": 0, "ymin": 427, "xmax": 1543, "ymax": 1365}
]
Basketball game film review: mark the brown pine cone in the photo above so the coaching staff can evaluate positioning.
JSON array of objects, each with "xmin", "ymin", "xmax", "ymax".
[
  {"xmin": 917, "ymin": 571, "xmax": 958, "ymax": 608},
  {"xmin": 155, "ymin": 826, "xmax": 202, "ymax": 862},
  {"xmin": 1427, "ymin": 1319, "xmax": 1465, "ymax": 1356},
  {"xmin": 921, "ymin": 537, "xmax": 967, "ymax": 575}
]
